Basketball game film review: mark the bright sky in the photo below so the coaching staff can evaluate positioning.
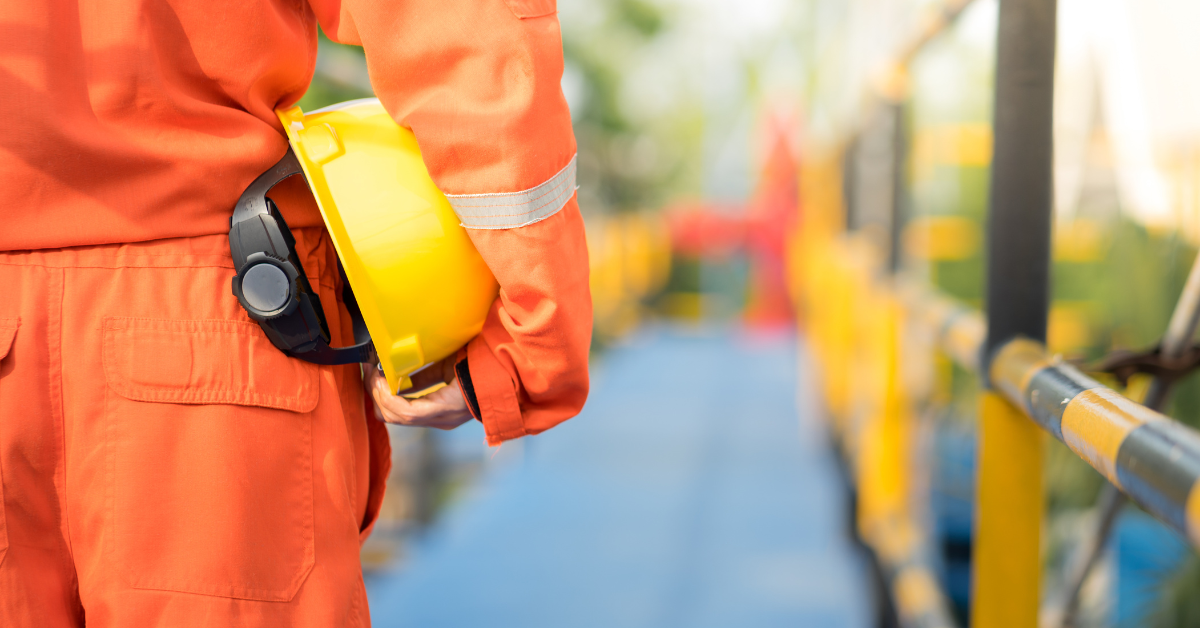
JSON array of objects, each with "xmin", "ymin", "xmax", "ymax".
[{"xmin": 558, "ymin": 0, "xmax": 805, "ymax": 201}]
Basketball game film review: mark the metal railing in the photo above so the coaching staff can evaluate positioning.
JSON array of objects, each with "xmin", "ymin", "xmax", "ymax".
[
  {"xmin": 991, "ymin": 338, "xmax": 1200, "ymax": 549},
  {"xmin": 795, "ymin": 0, "xmax": 1200, "ymax": 626}
]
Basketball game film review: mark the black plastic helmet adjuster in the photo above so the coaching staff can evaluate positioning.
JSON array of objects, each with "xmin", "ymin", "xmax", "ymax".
[{"xmin": 228, "ymin": 148, "xmax": 376, "ymax": 365}]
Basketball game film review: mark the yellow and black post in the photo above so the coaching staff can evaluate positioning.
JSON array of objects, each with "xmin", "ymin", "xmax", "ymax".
[{"xmin": 973, "ymin": 0, "xmax": 1057, "ymax": 626}]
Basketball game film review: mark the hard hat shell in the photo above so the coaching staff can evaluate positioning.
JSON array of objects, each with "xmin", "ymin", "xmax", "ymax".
[{"xmin": 277, "ymin": 99, "xmax": 498, "ymax": 394}]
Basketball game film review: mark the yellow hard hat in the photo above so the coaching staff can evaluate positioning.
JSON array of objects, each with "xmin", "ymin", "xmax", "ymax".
[{"xmin": 228, "ymin": 98, "xmax": 498, "ymax": 393}]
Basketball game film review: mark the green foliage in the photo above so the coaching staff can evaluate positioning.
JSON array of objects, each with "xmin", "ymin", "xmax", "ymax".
[
  {"xmin": 898, "ymin": 2, "xmax": 1200, "ymax": 621},
  {"xmin": 561, "ymin": 0, "xmax": 697, "ymax": 214},
  {"xmin": 296, "ymin": 33, "xmax": 372, "ymax": 113},
  {"xmin": 295, "ymin": 78, "xmax": 364, "ymax": 113},
  {"xmin": 1094, "ymin": 221, "xmax": 1195, "ymax": 349},
  {"xmin": 1070, "ymin": 219, "xmax": 1200, "ymax": 428},
  {"xmin": 920, "ymin": 167, "xmax": 988, "ymax": 303},
  {"xmin": 613, "ymin": 0, "xmax": 665, "ymax": 38}
]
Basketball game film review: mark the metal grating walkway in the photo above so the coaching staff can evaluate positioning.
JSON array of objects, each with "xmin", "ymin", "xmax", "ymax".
[{"xmin": 366, "ymin": 329, "xmax": 871, "ymax": 627}]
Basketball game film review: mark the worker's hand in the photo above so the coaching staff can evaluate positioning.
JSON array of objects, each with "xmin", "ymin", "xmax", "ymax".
[{"xmin": 366, "ymin": 366, "xmax": 475, "ymax": 430}]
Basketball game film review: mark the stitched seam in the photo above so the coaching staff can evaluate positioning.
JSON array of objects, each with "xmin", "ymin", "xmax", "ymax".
[
  {"xmin": 105, "ymin": 318, "xmax": 261, "ymax": 333},
  {"xmin": 0, "ymin": 251, "xmax": 230, "ymax": 259},
  {"xmin": 102, "ymin": 318, "xmax": 319, "ymax": 412},
  {"xmin": 448, "ymin": 165, "xmax": 576, "ymax": 212},
  {"xmin": 128, "ymin": 580, "xmax": 296, "ymax": 600},
  {"xmin": 0, "ymin": 316, "xmax": 10, "ymax": 563},
  {"xmin": 102, "ymin": 315, "xmax": 319, "ymax": 600},
  {"xmin": 0, "ymin": 318, "xmax": 18, "ymax": 362},
  {"xmin": 460, "ymin": 195, "xmax": 573, "ymax": 230},
  {"xmin": 111, "ymin": 389, "xmax": 315, "ymax": 410},
  {"xmin": 448, "ymin": 168, "xmax": 572, "ymax": 209},
  {"xmin": 0, "ymin": 261, "xmax": 233, "ymax": 270},
  {"xmin": 104, "ymin": 331, "xmax": 121, "ymax": 591},
  {"xmin": 451, "ymin": 177, "xmax": 574, "ymax": 218},
  {"xmin": 47, "ymin": 270, "xmax": 78, "ymax": 570}
]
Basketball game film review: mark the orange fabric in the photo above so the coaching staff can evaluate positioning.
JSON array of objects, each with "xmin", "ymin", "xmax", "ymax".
[
  {"xmin": 0, "ymin": 230, "xmax": 388, "ymax": 626},
  {"xmin": 0, "ymin": 1, "xmax": 316, "ymax": 250},
  {"xmin": 464, "ymin": 199, "xmax": 592, "ymax": 444},
  {"xmin": 1, "ymin": 0, "xmax": 591, "ymax": 444},
  {"xmin": 310, "ymin": 0, "xmax": 590, "ymax": 443}
]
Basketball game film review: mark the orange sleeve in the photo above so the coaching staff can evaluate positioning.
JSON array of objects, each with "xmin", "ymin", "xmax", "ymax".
[{"xmin": 306, "ymin": 0, "xmax": 591, "ymax": 445}]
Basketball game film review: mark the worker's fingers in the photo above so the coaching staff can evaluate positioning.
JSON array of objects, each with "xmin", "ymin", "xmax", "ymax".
[
  {"xmin": 403, "ymin": 385, "xmax": 474, "ymax": 429},
  {"xmin": 365, "ymin": 368, "xmax": 416, "ymax": 423},
  {"xmin": 377, "ymin": 404, "xmax": 469, "ymax": 430},
  {"xmin": 398, "ymin": 386, "xmax": 474, "ymax": 430},
  {"xmin": 367, "ymin": 368, "xmax": 473, "ymax": 430},
  {"xmin": 377, "ymin": 401, "xmax": 473, "ymax": 430}
]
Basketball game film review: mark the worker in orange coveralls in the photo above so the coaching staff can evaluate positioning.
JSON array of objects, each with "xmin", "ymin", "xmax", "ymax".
[{"xmin": 0, "ymin": 0, "xmax": 591, "ymax": 625}]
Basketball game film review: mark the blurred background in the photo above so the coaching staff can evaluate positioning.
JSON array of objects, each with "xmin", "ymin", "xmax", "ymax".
[{"xmin": 301, "ymin": 1, "xmax": 1200, "ymax": 626}]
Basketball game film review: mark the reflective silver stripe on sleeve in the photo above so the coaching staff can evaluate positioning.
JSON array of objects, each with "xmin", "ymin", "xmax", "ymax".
[{"xmin": 445, "ymin": 155, "xmax": 577, "ymax": 229}]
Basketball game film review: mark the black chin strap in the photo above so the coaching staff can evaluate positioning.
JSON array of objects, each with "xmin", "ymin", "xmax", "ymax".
[{"xmin": 294, "ymin": 265, "xmax": 377, "ymax": 366}]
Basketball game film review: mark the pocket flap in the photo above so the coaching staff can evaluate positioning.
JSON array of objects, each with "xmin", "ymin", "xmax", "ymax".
[
  {"xmin": 103, "ymin": 318, "xmax": 319, "ymax": 412},
  {"xmin": 0, "ymin": 318, "xmax": 18, "ymax": 362}
]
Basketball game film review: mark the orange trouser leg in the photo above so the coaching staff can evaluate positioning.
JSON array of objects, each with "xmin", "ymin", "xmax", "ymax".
[
  {"xmin": 0, "ymin": 262, "xmax": 83, "ymax": 627},
  {"xmin": 0, "ymin": 231, "xmax": 390, "ymax": 627}
]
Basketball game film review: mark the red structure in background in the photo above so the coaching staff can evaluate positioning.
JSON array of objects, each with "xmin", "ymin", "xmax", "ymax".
[{"xmin": 667, "ymin": 115, "xmax": 800, "ymax": 328}]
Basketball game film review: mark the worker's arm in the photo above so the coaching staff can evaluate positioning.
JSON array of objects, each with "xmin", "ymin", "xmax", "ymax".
[{"xmin": 307, "ymin": 0, "xmax": 592, "ymax": 445}]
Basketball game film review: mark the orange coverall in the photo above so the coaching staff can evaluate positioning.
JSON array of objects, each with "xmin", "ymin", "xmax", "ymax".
[{"xmin": 0, "ymin": 0, "xmax": 591, "ymax": 625}]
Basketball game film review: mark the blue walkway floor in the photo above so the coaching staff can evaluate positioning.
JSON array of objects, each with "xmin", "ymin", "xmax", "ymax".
[{"xmin": 366, "ymin": 329, "xmax": 871, "ymax": 627}]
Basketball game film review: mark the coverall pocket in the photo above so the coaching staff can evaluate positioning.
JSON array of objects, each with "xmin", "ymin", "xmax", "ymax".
[
  {"xmin": 0, "ymin": 318, "xmax": 17, "ymax": 568},
  {"xmin": 102, "ymin": 317, "xmax": 319, "ymax": 602}
]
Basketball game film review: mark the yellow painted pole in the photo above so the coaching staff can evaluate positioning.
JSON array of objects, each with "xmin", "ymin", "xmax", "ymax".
[
  {"xmin": 974, "ymin": 0, "xmax": 1056, "ymax": 621},
  {"xmin": 858, "ymin": 293, "xmax": 909, "ymax": 534},
  {"xmin": 971, "ymin": 391, "xmax": 1043, "ymax": 628}
]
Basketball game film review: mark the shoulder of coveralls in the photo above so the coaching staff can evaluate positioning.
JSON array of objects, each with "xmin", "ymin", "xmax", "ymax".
[{"xmin": 308, "ymin": 0, "xmax": 577, "ymax": 195}]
